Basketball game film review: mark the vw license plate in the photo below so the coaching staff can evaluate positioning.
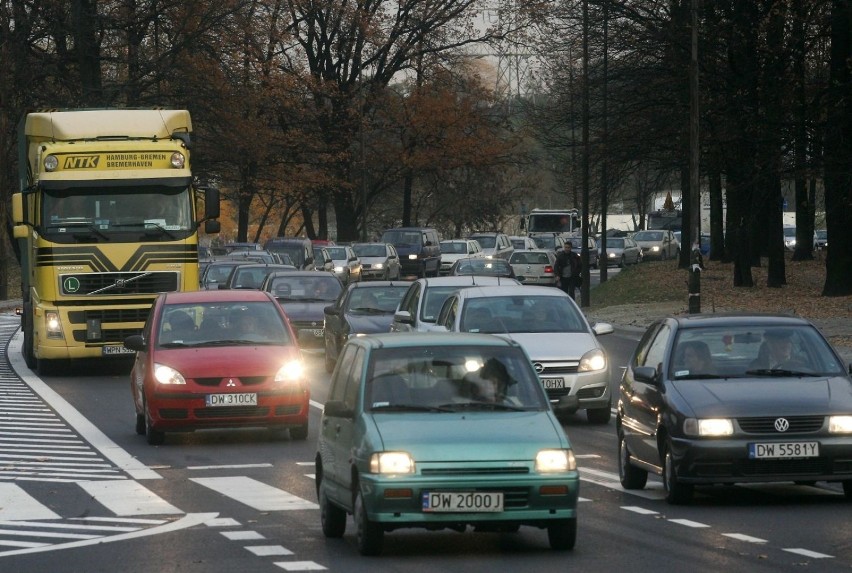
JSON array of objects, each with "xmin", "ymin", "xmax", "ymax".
[
  {"xmin": 422, "ymin": 492, "xmax": 503, "ymax": 513},
  {"xmin": 206, "ymin": 393, "xmax": 258, "ymax": 407},
  {"xmin": 748, "ymin": 441, "xmax": 819, "ymax": 459},
  {"xmin": 540, "ymin": 377, "xmax": 565, "ymax": 389}
]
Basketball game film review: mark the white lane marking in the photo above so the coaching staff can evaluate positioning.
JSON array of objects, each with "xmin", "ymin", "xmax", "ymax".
[
  {"xmin": 578, "ymin": 497, "xmax": 592, "ymax": 502},
  {"xmin": 274, "ymin": 562, "xmax": 327, "ymax": 571},
  {"xmin": 7, "ymin": 333, "xmax": 161, "ymax": 480},
  {"xmin": 723, "ymin": 533, "xmax": 767, "ymax": 543},
  {"xmin": 0, "ymin": 512, "xmax": 217, "ymax": 557},
  {"xmin": 622, "ymin": 506, "xmax": 659, "ymax": 515},
  {"xmin": 579, "ymin": 467, "xmax": 665, "ymax": 500},
  {"xmin": 0, "ymin": 540, "xmax": 50, "ymax": 548},
  {"xmin": 295, "ymin": 462, "xmax": 315, "ymax": 466},
  {"xmin": 309, "ymin": 399, "xmax": 324, "ymax": 410},
  {"xmin": 221, "ymin": 530, "xmax": 265, "ymax": 541},
  {"xmin": 205, "ymin": 517, "xmax": 241, "ymax": 527},
  {"xmin": 69, "ymin": 517, "xmax": 167, "ymax": 525},
  {"xmin": 191, "ymin": 476, "xmax": 318, "ymax": 511},
  {"xmin": 0, "ymin": 437, "xmax": 84, "ymax": 445},
  {"xmin": 668, "ymin": 519, "xmax": 710, "ymax": 528},
  {"xmin": 0, "ymin": 453, "xmax": 103, "ymax": 462},
  {"xmin": 783, "ymin": 548, "xmax": 833, "ymax": 559},
  {"xmin": 0, "ymin": 529, "xmax": 99, "ymax": 540},
  {"xmin": 0, "ymin": 483, "xmax": 60, "ymax": 520},
  {"xmin": 247, "ymin": 545, "xmax": 294, "ymax": 556},
  {"xmin": 77, "ymin": 480, "xmax": 182, "ymax": 516},
  {"xmin": 188, "ymin": 464, "xmax": 273, "ymax": 470},
  {"xmin": 0, "ymin": 520, "xmax": 138, "ymax": 533}
]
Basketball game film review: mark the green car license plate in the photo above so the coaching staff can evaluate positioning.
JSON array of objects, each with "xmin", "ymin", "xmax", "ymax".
[{"xmin": 422, "ymin": 492, "xmax": 503, "ymax": 513}]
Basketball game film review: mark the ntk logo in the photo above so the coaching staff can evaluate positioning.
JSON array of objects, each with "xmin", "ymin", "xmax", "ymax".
[{"xmin": 63, "ymin": 156, "xmax": 100, "ymax": 169}]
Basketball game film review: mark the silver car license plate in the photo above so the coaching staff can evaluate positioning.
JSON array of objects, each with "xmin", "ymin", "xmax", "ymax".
[{"xmin": 540, "ymin": 377, "xmax": 565, "ymax": 389}]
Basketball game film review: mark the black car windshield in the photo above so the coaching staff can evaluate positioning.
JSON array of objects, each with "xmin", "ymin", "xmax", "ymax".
[
  {"xmin": 606, "ymin": 239, "xmax": 625, "ymax": 248},
  {"xmin": 353, "ymin": 244, "xmax": 387, "ymax": 257},
  {"xmin": 471, "ymin": 236, "xmax": 496, "ymax": 248},
  {"xmin": 366, "ymin": 346, "xmax": 549, "ymax": 411},
  {"xmin": 325, "ymin": 247, "xmax": 347, "ymax": 260},
  {"xmin": 346, "ymin": 286, "xmax": 407, "ymax": 313},
  {"xmin": 634, "ymin": 231, "xmax": 663, "ymax": 241},
  {"xmin": 269, "ymin": 275, "xmax": 342, "ymax": 302},
  {"xmin": 671, "ymin": 325, "xmax": 846, "ymax": 379},
  {"xmin": 532, "ymin": 236, "xmax": 556, "ymax": 249}
]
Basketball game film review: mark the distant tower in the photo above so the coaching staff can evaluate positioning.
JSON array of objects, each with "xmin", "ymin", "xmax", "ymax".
[{"xmin": 476, "ymin": 0, "xmax": 540, "ymax": 100}]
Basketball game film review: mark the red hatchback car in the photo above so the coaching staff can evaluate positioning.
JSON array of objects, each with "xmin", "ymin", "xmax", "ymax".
[{"xmin": 124, "ymin": 290, "xmax": 310, "ymax": 445}]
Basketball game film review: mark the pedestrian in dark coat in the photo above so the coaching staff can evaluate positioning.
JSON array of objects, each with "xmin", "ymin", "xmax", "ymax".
[{"xmin": 554, "ymin": 241, "xmax": 581, "ymax": 300}]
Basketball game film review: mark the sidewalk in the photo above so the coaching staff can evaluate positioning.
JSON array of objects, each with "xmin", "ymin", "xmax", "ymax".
[{"xmin": 584, "ymin": 301, "xmax": 852, "ymax": 364}]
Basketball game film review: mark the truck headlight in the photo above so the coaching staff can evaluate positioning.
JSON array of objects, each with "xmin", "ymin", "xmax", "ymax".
[
  {"xmin": 44, "ymin": 155, "xmax": 59, "ymax": 172},
  {"xmin": 170, "ymin": 152, "xmax": 185, "ymax": 168},
  {"xmin": 45, "ymin": 311, "xmax": 63, "ymax": 339}
]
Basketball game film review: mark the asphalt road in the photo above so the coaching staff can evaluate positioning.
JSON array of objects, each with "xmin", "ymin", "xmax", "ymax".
[{"xmin": 0, "ymin": 303, "xmax": 850, "ymax": 572}]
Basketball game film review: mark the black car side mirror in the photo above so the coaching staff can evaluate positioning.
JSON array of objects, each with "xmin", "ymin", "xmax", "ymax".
[
  {"xmin": 633, "ymin": 366, "xmax": 660, "ymax": 385},
  {"xmin": 324, "ymin": 305, "xmax": 339, "ymax": 316},
  {"xmin": 324, "ymin": 400, "xmax": 354, "ymax": 419},
  {"xmin": 124, "ymin": 334, "xmax": 146, "ymax": 352}
]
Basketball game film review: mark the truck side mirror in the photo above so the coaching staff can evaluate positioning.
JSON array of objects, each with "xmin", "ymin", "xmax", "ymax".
[{"xmin": 204, "ymin": 187, "xmax": 220, "ymax": 219}]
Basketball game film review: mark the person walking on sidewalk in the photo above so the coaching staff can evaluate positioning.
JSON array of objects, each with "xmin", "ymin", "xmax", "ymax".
[{"xmin": 554, "ymin": 241, "xmax": 581, "ymax": 300}]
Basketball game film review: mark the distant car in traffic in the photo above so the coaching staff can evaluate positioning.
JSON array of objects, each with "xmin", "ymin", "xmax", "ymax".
[
  {"xmin": 508, "ymin": 249, "xmax": 558, "ymax": 286},
  {"xmin": 221, "ymin": 263, "xmax": 296, "ymax": 290},
  {"xmin": 448, "ymin": 257, "xmax": 516, "ymax": 279},
  {"xmin": 439, "ymin": 239, "xmax": 484, "ymax": 275},
  {"xmin": 123, "ymin": 289, "xmax": 309, "ymax": 444},
  {"xmin": 315, "ymin": 332, "xmax": 580, "ymax": 555},
  {"xmin": 600, "ymin": 237, "xmax": 642, "ymax": 267},
  {"xmin": 565, "ymin": 236, "xmax": 599, "ymax": 269},
  {"xmin": 325, "ymin": 245, "xmax": 363, "ymax": 285},
  {"xmin": 468, "ymin": 231, "xmax": 514, "ymax": 260},
  {"xmin": 351, "ymin": 242, "xmax": 401, "ymax": 281},
  {"xmin": 262, "ymin": 271, "xmax": 344, "ymax": 348},
  {"xmin": 322, "ymin": 280, "xmax": 411, "ymax": 372},
  {"xmin": 617, "ymin": 314, "xmax": 852, "ymax": 504},
  {"xmin": 530, "ymin": 233, "xmax": 567, "ymax": 252},
  {"xmin": 814, "ymin": 229, "xmax": 827, "ymax": 250},
  {"xmin": 632, "ymin": 229, "xmax": 680, "ymax": 261},
  {"xmin": 434, "ymin": 285, "xmax": 615, "ymax": 423},
  {"xmin": 509, "ymin": 235, "xmax": 538, "ymax": 251},
  {"xmin": 390, "ymin": 275, "xmax": 519, "ymax": 333}
]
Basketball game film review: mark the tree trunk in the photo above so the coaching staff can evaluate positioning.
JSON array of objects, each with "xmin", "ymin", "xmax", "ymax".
[
  {"xmin": 72, "ymin": 0, "xmax": 104, "ymax": 105},
  {"xmin": 823, "ymin": 0, "xmax": 852, "ymax": 296}
]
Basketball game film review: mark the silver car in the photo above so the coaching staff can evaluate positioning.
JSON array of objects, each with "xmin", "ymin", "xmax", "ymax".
[
  {"xmin": 390, "ymin": 275, "xmax": 519, "ymax": 333},
  {"xmin": 325, "ymin": 245, "xmax": 362, "ymax": 284},
  {"xmin": 600, "ymin": 237, "xmax": 643, "ymax": 267},
  {"xmin": 509, "ymin": 249, "xmax": 558, "ymax": 286},
  {"xmin": 352, "ymin": 242, "xmax": 401, "ymax": 280},
  {"xmin": 439, "ymin": 239, "xmax": 484, "ymax": 275},
  {"xmin": 434, "ymin": 285, "xmax": 615, "ymax": 423},
  {"xmin": 632, "ymin": 229, "xmax": 679, "ymax": 261}
]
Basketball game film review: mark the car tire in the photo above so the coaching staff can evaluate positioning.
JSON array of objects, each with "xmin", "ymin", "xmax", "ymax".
[
  {"xmin": 586, "ymin": 405, "xmax": 611, "ymax": 424},
  {"xmin": 663, "ymin": 440, "xmax": 692, "ymax": 504},
  {"xmin": 618, "ymin": 255, "xmax": 625, "ymax": 268},
  {"xmin": 420, "ymin": 263, "xmax": 427, "ymax": 278},
  {"xmin": 135, "ymin": 413, "xmax": 145, "ymax": 436},
  {"xmin": 354, "ymin": 488, "xmax": 383, "ymax": 556},
  {"xmin": 290, "ymin": 424, "xmax": 309, "ymax": 441},
  {"xmin": 843, "ymin": 480, "xmax": 852, "ymax": 499},
  {"xmin": 144, "ymin": 398, "xmax": 165, "ymax": 446},
  {"xmin": 660, "ymin": 250, "xmax": 667, "ymax": 261},
  {"xmin": 618, "ymin": 429, "xmax": 648, "ymax": 489},
  {"xmin": 547, "ymin": 518, "xmax": 577, "ymax": 551},
  {"xmin": 319, "ymin": 484, "xmax": 347, "ymax": 538},
  {"xmin": 325, "ymin": 351, "xmax": 336, "ymax": 374}
]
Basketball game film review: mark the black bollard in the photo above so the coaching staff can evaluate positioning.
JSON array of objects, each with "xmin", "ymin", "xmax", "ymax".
[{"xmin": 688, "ymin": 244, "xmax": 702, "ymax": 314}]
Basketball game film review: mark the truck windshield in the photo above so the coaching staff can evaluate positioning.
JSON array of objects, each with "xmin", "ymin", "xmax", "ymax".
[
  {"xmin": 527, "ymin": 213, "xmax": 578, "ymax": 234},
  {"xmin": 41, "ymin": 187, "xmax": 193, "ymax": 239}
]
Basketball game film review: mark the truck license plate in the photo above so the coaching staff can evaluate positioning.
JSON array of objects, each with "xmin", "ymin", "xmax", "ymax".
[{"xmin": 102, "ymin": 345, "xmax": 136, "ymax": 356}]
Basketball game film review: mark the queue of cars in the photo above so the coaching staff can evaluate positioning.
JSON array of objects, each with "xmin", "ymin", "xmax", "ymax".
[{"xmin": 123, "ymin": 229, "xmax": 850, "ymax": 557}]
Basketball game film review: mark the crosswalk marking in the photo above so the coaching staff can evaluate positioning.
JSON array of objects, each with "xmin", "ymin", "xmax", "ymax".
[
  {"xmin": 191, "ymin": 477, "xmax": 318, "ymax": 511},
  {"xmin": 77, "ymin": 480, "xmax": 183, "ymax": 516},
  {"xmin": 0, "ymin": 483, "xmax": 59, "ymax": 520}
]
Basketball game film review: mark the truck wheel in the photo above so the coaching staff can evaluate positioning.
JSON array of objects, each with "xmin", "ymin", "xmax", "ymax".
[{"xmin": 23, "ymin": 329, "xmax": 36, "ymax": 369}]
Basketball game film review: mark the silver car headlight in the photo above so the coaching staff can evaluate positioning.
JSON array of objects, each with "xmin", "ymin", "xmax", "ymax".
[
  {"xmin": 651, "ymin": 246, "xmax": 660, "ymax": 252},
  {"xmin": 408, "ymin": 254, "xmax": 418, "ymax": 260},
  {"xmin": 578, "ymin": 348, "xmax": 606, "ymax": 372},
  {"xmin": 684, "ymin": 418, "xmax": 734, "ymax": 437},
  {"xmin": 373, "ymin": 263, "xmax": 384, "ymax": 269},
  {"xmin": 607, "ymin": 252, "xmax": 616, "ymax": 258},
  {"xmin": 334, "ymin": 265, "xmax": 344, "ymax": 273}
]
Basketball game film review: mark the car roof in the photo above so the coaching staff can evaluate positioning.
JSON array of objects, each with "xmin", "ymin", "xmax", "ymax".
[
  {"xmin": 267, "ymin": 270, "xmax": 336, "ymax": 279},
  {"xmin": 347, "ymin": 280, "xmax": 411, "ymax": 289},
  {"xmin": 415, "ymin": 276, "xmax": 518, "ymax": 287},
  {"xmin": 670, "ymin": 313, "xmax": 812, "ymax": 330},
  {"xmin": 348, "ymin": 331, "xmax": 521, "ymax": 350},
  {"xmin": 454, "ymin": 285, "xmax": 566, "ymax": 299},
  {"xmin": 162, "ymin": 289, "xmax": 277, "ymax": 304}
]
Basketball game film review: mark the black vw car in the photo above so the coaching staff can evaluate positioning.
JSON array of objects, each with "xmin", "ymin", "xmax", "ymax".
[
  {"xmin": 262, "ymin": 271, "xmax": 343, "ymax": 348},
  {"xmin": 617, "ymin": 314, "xmax": 852, "ymax": 504},
  {"xmin": 322, "ymin": 280, "xmax": 410, "ymax": 372}
]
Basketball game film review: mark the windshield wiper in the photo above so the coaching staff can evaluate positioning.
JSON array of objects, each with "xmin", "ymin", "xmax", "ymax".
[
  {"xmin": 51, "ymin": 220, "xmax": 108, "ymax": 241},
  {"xmin": 112, "ymin": 221, "xmax": 177, "ymax": 239},
  {"xmin": 159, "ymin": 341, "xmax": 195, "ymax": 348},
  {"xmin": 672, "ymin": 373, "xmax": 727, "ymax": 380},
  {"xmin": 370, "ymin": 404, "xmax": 451, "ymax": 412},
  {"xmin": 350, "ymin": 307, "xmax": 389, "ymax": 314},
  {"xmin": 745, "ymin": 368, "xmax": 819, "ymax": 377},
  {"xmin": 438, "ymin": 402, "xmax": 526, "ymax": 412}
]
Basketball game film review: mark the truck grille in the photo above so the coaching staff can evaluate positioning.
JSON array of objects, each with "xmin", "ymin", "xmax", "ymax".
[{"xmin": 60, "ymin": 272, "xmax": 179, "ymax": 295}]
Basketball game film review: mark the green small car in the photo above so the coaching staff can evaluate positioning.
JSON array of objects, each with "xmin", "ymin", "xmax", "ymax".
[{"xmin": 315, "ymin": 332, "xmax": 580, "ymax": 556}]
